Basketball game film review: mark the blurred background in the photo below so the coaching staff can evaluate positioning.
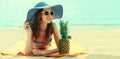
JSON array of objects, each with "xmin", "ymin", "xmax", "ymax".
[{"xmin": 0, "ymin": 0, "xmax": 120, "ymax": 29}]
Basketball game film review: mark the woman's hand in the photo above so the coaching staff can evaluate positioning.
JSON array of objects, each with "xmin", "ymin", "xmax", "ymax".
[
  {"xmin": 32, "ymin": 50, "xmax": 48, "ymax": 56},
  {"xmin": 24, "ymin": 21, "xmax": 32, "ymax": 34}
]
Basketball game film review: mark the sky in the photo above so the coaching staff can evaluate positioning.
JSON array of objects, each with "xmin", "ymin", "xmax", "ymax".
[{"xmin": 0, "ymin": 0, "xmax": 120, "ymax": 28}]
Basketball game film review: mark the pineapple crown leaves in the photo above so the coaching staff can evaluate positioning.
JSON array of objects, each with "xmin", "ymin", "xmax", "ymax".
[{"xmin": 59, "ymin": 20, "xmax": 69, "ymax": 39}]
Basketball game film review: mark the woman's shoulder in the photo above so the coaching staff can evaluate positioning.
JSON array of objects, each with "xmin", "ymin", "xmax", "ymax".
[
  {"xmin": 52, "ymin": 22, "xmax": 58, "ymax": 29},
  {"xmin": 52, "ymin": 22, "xmax": 56, "ymax": 25},
  {"xmin": 52, "ymin": 22, "xmax": 57, "ymax": 27},
  {"xmin": 52, "ymin": 22, "xmax": 59, "ymax": 32}
]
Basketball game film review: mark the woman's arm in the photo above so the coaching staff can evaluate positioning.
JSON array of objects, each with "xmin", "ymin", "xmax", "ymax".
[
  {"xmin": 24, "ymin": 20, "xmax": 33, "ymax": 55},
  {"xmin": 53, "ymin": 23, "xmax": 61, "ymax": 48},
  {"xmin": 32, "ymin": 48, "xmax": 58, "ymax": 56}
]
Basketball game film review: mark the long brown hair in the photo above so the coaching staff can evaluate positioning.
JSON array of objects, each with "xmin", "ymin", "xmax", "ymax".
[{"xmin": 30, "ymin": 9, "xmax": 53, "ymax": 41}]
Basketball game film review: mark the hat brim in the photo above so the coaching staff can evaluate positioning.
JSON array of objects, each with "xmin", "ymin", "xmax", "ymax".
[{"xmin": 27, "ymin": 5, "xmax": 63, "ymax": 25}]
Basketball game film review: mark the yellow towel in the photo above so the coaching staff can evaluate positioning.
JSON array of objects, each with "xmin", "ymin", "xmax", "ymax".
[{"xmin": 1, "ymin": 39, "xmax": 87, "ymax": 57}]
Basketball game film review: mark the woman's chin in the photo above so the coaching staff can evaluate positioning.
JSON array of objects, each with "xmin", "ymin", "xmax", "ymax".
[{"xmin": 47, "ymin": 21, "xmax": 52, "ymax": 24}]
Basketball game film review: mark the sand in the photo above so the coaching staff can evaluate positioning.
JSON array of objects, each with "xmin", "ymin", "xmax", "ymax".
[{"xmin": 0, "ymin": 27, "xmax": 120, "ymax": 59}]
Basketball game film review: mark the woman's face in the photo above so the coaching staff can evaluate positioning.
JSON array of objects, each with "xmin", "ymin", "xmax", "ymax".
[{"xmin": 41, "ymin": 8, "xmax": 53, "ymax": 24}]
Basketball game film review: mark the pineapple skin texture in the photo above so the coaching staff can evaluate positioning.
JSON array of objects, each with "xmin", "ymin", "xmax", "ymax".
[{"xmin": 58, "ymin": 39, "xmax": 70, "ymax": 54}]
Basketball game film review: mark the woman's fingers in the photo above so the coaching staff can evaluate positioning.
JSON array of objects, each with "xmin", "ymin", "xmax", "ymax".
[
  {"xmin": 32, "ymin": 50, "xmax": 41, "ymax": 56},
  {"xmin": 24, "ymin": 22, "xmax": 30, "ymax": 29},
  {"xmin": 32, "ymin": 50, "xmax": 48, "ymax": 56},
  {"xmin": 25, "ymin": 22, "xmax": 30, "ymax": 26},
  {"xmin": 26, "ymin": 22, "xmax": 30, "ymax": 26},
  {"xmin": 24, "ymin": 21, "xmax": 32, "ymax": 34}
]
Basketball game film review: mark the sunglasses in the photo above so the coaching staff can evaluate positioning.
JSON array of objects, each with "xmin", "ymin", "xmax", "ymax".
[{"xmin": 41, "ymin": 11, "xmax": 54, "ymax": 16}]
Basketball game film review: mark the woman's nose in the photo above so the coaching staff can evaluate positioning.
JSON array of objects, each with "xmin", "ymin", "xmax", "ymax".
[{"xmin": 47, "ymin": 15, "xmax": 53, "ymax": 19}]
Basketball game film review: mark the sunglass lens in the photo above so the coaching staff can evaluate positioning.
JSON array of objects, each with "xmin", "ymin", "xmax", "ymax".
[
  {"xmin": 51, "ymin": 12, "xmax": 53, "ymax": 15},
  {"xmin": 45, "ymin": 11, "xmax": 49, "ymax": 15}
]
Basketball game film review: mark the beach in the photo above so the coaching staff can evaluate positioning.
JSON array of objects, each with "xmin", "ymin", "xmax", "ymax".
[{"xmin": 0, "ymin": 27, "xmax": 120, "ymax": 59}]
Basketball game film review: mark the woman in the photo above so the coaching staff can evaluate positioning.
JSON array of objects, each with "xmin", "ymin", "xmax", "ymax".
[{"xmin": 24, "ymin": 2, "xmax": 63, "ymax": 56}]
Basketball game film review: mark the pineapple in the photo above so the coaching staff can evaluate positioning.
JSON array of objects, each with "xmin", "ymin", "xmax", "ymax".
[{"xmin": 58, "ymin": 20, "xmax": 70, "ymax": 54}]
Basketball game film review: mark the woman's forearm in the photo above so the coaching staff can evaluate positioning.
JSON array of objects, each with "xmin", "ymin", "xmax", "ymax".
[
  {"xmin": 24, "ymin": 33, "xmax": 33, "ymax": 54},
  {"xmin": 49, "ymin": 48, "xmax": 58, "ymax": 53},
  {"xmin": 24, "ymin": 20, "xmax": 33, "ymax": 54},
  {"xmin": 33, "ymin": 48, "xmax": 58, "ymax": 56}
]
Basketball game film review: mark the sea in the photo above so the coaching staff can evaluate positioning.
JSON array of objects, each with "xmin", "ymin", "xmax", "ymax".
[{"xmin": 0, "ymin": 0, "xmax": 120, "ymax": 29}]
